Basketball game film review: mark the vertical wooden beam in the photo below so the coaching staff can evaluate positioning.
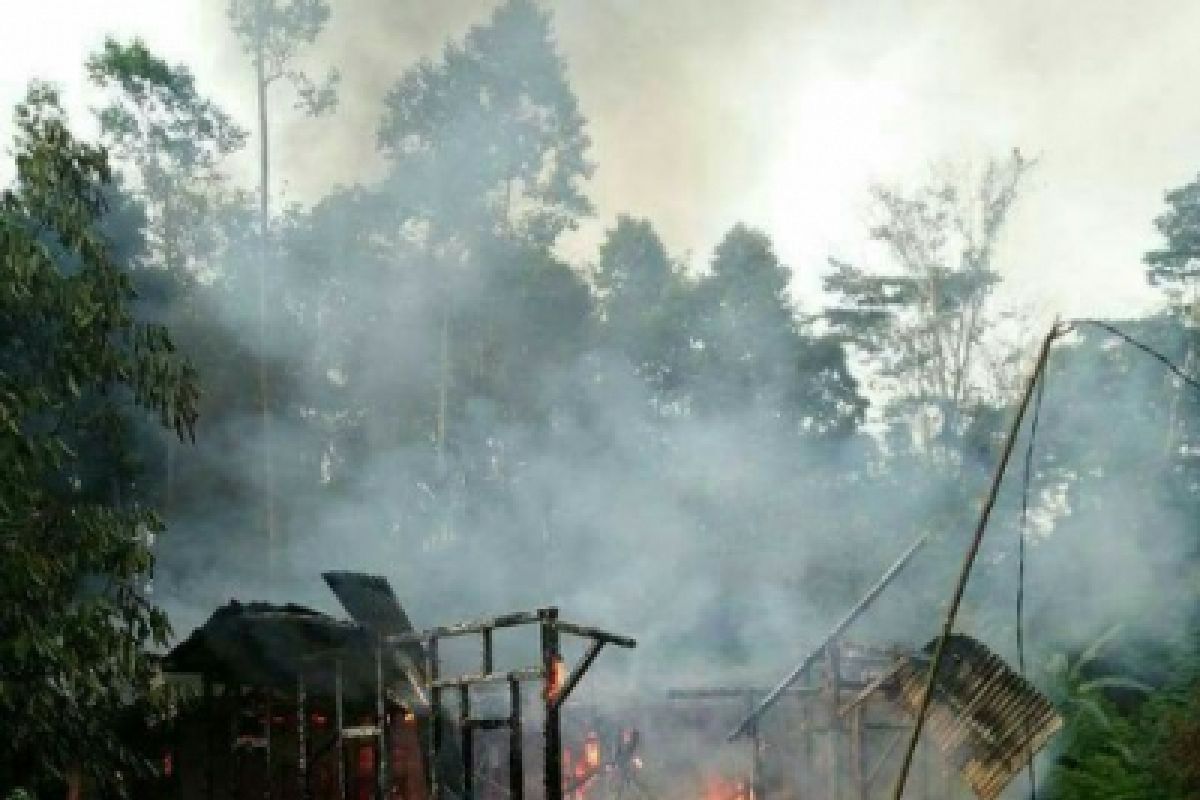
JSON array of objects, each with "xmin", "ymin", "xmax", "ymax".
[
  {"xmin": 229, "ymin": 684, "xmax": 241, "ymax": 800},
  {"xmin": 749, "ymin": 721, "xmax": 764, "ymax": 800},
  {"xmin": 264, "ymin": 691, "xmax": 273, "ymax": 800},
  {"xmin": 509, "ymin": 679, "xmax": 524, "ymax": 800},
  {"xmin": 297, "ymin": 671, "xmax": 308, "ymax": 800},
  {"xmin": 850, "ymin": 705, "xmax": 864, "ymax": 800},
  {"xmin": 203, "ymin": 675, "xmax": 214, "ymax": 800},
  {"xmin": 460, "ymin": 684, "xmax": 474, "ymax": 800},
  {"xmin": 540, "ymin": 608, "xmax": 562, "ymax": 800},
  {"xmin": 826, "ymin": 642, "xmax": 841, "ymax": 800},
  {"xmin": 376, "ymin": 642, "xmax": 387, "ymax": 800},
  {"xmin": 428, "ymin": 637, "xmax": 442, "ymax": 800},
  {"xmin": 335, "ymin": 661, "xmax": 346, "ymax": 800},
  {"xmin": 482, "ymin": 629, "xmax": 494, "ymax": 674}
]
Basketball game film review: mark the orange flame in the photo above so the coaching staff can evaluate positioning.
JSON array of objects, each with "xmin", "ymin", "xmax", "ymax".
[
  {"xmin": 701, "ymin": 775, "xmax": 748, "ymax": 800},
  {"xmin": 545, "ymin": 655, "xmax": 568, "ymax": 700},
  {"xmin": 584, "ymin": 732, "xmax": 600, "ymax": 769}
]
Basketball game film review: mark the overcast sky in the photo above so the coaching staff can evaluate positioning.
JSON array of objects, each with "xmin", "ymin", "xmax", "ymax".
[{"xmin": 3, "ymin": 0, "xmax": 1197, "ymax": 322}]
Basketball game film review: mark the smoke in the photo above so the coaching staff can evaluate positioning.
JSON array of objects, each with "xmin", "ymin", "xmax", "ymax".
[{"xmin": 106, "ymin": 8, "xmax": 1199, "ymax": 797}]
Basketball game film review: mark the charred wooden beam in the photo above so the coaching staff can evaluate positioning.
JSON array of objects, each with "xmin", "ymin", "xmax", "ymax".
[
  {"xmin": 387, "ymin": 610, "xmax": 549, "ymax": 644},
  {"xmin": 667, "ymin": 687, "xmax": 820, "ymax": 700},
  {"xmin": 335, "ymin": 660, "xmax": 346, "ymax": 800},
  {"xmin": 375, "ymin": 642, "xmax": 387, "ymax": 800},
  {"xmin": 509, "ymin": 679, "xmax": 524, "ymax": 800},
  {"xmin": 430, "ymin": 667, "xmax": 544, "ymax": 689},
  {"xmin": 555, "ymin": 621, "xmax": 636, "ymax": 649},
  {"xmin": 541, "ymin": 609, "xmax": 563, "ymax": 800},
  {"xmin": 459, "ymin": 684, "xmax": 473, "ymax": 800},
  {"xmin": 552, "ymin": 639, "xmax": 604, "ymax": 712}
]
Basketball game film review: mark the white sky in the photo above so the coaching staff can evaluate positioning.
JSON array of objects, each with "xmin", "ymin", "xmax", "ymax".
[{"xmin": 3, "ymin": 0, "xmax": 1196, "ymax": 323}]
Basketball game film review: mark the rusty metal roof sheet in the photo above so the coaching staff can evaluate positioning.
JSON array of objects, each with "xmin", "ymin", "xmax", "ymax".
[{"xmin": 882, "ymin": 635, "xmax": 1062, "ymax": 800}]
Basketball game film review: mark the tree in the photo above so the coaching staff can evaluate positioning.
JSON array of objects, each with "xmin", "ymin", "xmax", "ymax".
[
  {"xmin": 226, "ymin": 0, "xmax": 338, "ymax": 570},
  {"xmin": 87, "ymin": 38, "xmax": 247, "ymax": 522},
  {"xmin": 825, "ymin": 151, "xmax": 1033, "ymax": 447},
  {"xmin": 0, "ymin": 83, "xmax": 198, "ymax": 796},
  {"xmin": 1146, "ymin": 175, "xmax": 1200, "ymax": 326},
  {"xmin": 692, "ymin": 224, "xmax": 864, "ymax": 433},
  {"xmin": 377, "ymin": 0, "xmax": 592, "ymax": 249},
  {"xmin": 371, "ymin": 0, "xmax": 595, "ymax": 546},
  {"xmin": 593, "ymin": 215, "xmax": 692, "ymax": 394},
  {"xmin": 87, "ymin": 37, "xmax": 247, "ymax": 277}
]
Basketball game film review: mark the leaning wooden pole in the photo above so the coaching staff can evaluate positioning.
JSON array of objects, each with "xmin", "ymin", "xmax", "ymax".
[{"xmin": 889, "ymin": 324, "xmax": 1062, "ymax": 800}]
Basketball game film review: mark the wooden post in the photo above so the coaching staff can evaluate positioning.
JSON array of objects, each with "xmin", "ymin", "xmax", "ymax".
[
  {"xmin": 541, "ymin": 608, "xmax": 562, "ymax": 800},
  {"xmin": 826, "ymin": 642, "xmax": 841, "ymax": 800},
  {"xmin": 335, "ymin": 661, "xmax": 346, "ymax": 800},
  {"xmin": 376, "ymin": 642, "xmax": 387, "ymax": 800},
  {"xmin": 749, "ymin": 721, "xmax": 764, "ymax": 800},
  {"xmin": 428, "ymin": 637, "xmax": 442, "ymax": 800},
  {"xmin": 264, "ymin": 691, "xmax": 273, "ymax": 800},
  {"xmin": 460, "ymin": 684, "xmax": 474, "ymax": 800},
  {"xmin": 229, "ymin": 685, "xmax": 240, "ymax": 800},
  {"xmin": 203, "ymin": 676, "xmax": 215, "ymax": 800},
  {"xmin": 509, "ymin": 679, "xmax": 524, "ymax": 800},
  {"xmin": 850, "ymin": 705, "xmax": 864, "ymax": 800},
  {"xmin": 297, "ymin": 672, "xmax": 309, "ymax": 800}
]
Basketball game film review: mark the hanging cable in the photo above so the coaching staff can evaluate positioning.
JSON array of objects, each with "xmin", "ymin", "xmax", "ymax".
[
  {"xmin": 891, "ymin": 318, "xmax": 1200, "ymax": 800},
  {"xmin": 1069, "ymin": 318, "xmax": 1200, "ymax": 394}
]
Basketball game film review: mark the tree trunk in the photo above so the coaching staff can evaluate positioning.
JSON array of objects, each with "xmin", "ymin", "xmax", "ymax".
[{"xmin": 255, "ymin": 0, "xmax": 278, "ymax": 576}]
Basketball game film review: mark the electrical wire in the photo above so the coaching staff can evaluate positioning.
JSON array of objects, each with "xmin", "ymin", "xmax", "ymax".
[
  {"xmin": 1018, "ymin": 368, "xmax": 1047, "ymax": 800},
  {"xmin": 1069, "ymin": 318, "xmax": 1200, "ymax": 394},
  {"xmin": 1016, "ymin": 317, "xmax": 1198, "ymax": 800},
  {"xmin": 895, "ymin": 318, "xmax": 1199, "ymax": 800}
]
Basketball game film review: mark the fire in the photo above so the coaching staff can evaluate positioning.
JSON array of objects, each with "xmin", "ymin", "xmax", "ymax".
[
  {"xmin": 701, "ymin": 775, "xmax": 751, "ymax": 800},
  {"xmin": 584, "ymin": 731, "xmax": 600, "ymax": 769},
  {"xmin": 545, "ymin": 654, "xmax": 568, "ymax": 700}
]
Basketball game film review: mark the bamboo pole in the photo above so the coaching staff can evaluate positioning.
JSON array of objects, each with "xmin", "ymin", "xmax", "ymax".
[{"xmin": 889, "ymin": 324, "xmax": 1062, "ymax": 800}]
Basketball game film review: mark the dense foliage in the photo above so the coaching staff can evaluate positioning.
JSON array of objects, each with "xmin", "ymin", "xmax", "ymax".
[
  {"xmin": 1, "ymin": 1, "xmax": 1198, "ymax": 795},
  {"xmin": 0, "ymin": 85, "xmax": 198, "ymax": 796}
]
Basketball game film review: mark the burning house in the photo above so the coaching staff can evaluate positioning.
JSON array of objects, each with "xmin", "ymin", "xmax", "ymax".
[
  {"xmin": 150, "ymin": 572, "xmax": 635, "ymax": 800},
  {"xmin": 130, "ymin": 534, "xmax": 1058, "ymax": 800},
  {"xmin": 665, "ymin": 636, "xmax": 1060, "ymax": 800}
]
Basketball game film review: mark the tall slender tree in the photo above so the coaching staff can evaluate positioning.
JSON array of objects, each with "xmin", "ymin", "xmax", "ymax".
[
  {"xmin": 226, "ymin": 0, "xmax": 337, "ymax": 569},
  {"xmin": 824, "ymin": 151, "xmax": 1032, "ymax": 450}
]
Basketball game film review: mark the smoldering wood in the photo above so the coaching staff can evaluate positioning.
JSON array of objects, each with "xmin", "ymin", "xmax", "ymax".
[
  {"xmin": 400, "ymin": 602, "xmax": 633, "ymax": 800},
  {"xmin": 152, "ymin": 572, "xmax": 636, "ymax": 800}
]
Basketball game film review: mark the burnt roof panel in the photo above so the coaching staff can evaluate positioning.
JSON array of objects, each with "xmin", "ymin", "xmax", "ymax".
[{"xmin": 882, "ymin": 635, "xmax": 1062, "ymax": 800}]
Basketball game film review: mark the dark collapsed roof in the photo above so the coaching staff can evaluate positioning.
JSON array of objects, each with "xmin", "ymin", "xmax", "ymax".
[
  {"xmin": 164, "ymin": 573, "xmax": 425, "ymax": 702},
  {"xmin": 164, "ymin": 601, "xmax": 385, "ymax": 694}
]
